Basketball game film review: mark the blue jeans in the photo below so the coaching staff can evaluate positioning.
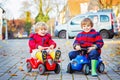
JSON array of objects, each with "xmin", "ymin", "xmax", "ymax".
[{"xmin": 69, "ymin": 49, "xmax": 100, "ymax": 60}]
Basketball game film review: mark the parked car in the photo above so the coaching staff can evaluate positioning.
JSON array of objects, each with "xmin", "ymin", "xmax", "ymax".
[
  {"xmin": 54, "ymin": 9, "xmax": 118, "ymax": 39},
  {"xmin": 17, "ymin": 32, "xmax": 28, "ymax": 38}
]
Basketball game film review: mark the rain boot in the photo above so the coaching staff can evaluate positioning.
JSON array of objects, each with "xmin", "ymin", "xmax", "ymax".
[
  {"xmin": 35, "ymin": 51, "xmax": 47, "ymax": 62},
  {"xmin": 42, "ymin": 50, "xmax": 47, "ymax": 62},
  {"xmin": 54, "ymin": 50, "xmax": 61, "ymax": 61},
  {"xmin": 91, "ymin": 60, "xmax": 98, "ymax": 77}
]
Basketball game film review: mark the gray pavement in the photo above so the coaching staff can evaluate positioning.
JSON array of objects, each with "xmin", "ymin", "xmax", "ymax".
[{"xmin": 0, "ymin": 39, "xmax": 120, "ymax": 80}]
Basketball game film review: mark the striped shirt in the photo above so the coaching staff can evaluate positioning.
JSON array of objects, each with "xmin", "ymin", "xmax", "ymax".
[{"xmin": 73, "ymin": 29, "xmax": 104, "ymax": 54}]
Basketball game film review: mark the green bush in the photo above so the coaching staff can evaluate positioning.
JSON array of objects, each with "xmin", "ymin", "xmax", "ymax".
[{"xmin": 24, "ymin": 22, "xmax": 32, "ymax": 35}]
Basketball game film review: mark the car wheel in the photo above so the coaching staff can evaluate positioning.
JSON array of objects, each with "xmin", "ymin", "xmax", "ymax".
[
  {"xmin": 108, "ymin": 30, "xmax": 114, "ymax": 39},
  {"xmin": 58, "ymin": 30, "xmax": 66, "ymax": 39},
  {"xmin": 38, "ymin": 64, "xmax": 45, "ymax": 75},
  {"xmin": 54, "ymin": 64, "xmax": 60, "ymax": 74},
  {"xmin": 97, "ymin": 62, "xmax": 105, "ymax": 73},
  {"xmin": 100, "ymin": 30, "xmax": 110, "ymax": 39},
  {"xmin": 109, "ymin": 34, "xmax": 114, "ymax": 39},
  {"xmin": 82, "ymin": 64, "xmax": 90, "ymax": 75},
  {"xmin": 26, "ymin": 62, "xmax": 32, "ymax": 72}
]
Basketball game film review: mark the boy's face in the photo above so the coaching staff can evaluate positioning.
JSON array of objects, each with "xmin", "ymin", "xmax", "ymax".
[
  {"xmin": 82, "ymin": 25, "xmax": 92, "ymax": 32},
  {"xmin": 38, "ymin": 28, "xmax": 48, "ymax": 36}
]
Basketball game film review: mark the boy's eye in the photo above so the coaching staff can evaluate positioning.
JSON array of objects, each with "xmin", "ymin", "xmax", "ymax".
[
  {"xmin": 83, "ymin": 25, "xmax": 87, "ymax": 27},
  {"xmin": 83, "ymin": 26, "xmax": 85, "ymax": 27},
  {"xmin": 87, "ymin": 25, "xmax": 90, "ymax": 26},
  {"xmin": 41, "ymin": 28, "xmax": 47, "ymax": 30},
  {"xmin": 83, "ymin": 25, "xmax": 90, "ymax": 27},
  {"xmin": 82, "ymin": 25, "xmax": 86, "ymax": 27}
]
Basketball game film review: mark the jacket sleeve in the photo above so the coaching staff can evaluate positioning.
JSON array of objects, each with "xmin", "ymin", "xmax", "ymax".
[
  {"xmin": 28, "ymin": 34, "xmax": 37, "ymax": 50},
  {"xmin": 95, "ymin": 32, "xmax": 104, "ymax": 49},
  {"xmin": 73, "ymin": 35, "xmax": 80, "ymax": 49}
]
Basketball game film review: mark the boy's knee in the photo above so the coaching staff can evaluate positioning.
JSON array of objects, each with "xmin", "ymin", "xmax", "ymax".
[{"xmin": 89, "ymin": 50, "xmax": 100, "ymax": 60}]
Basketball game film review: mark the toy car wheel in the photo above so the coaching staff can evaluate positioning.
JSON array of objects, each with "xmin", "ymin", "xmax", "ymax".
[
  {"xmin": 98, "ymin": 62, "xmax": 105, "ymax": 73},
  {"xmin": 54, "ymin": 64, "xmax": 60, "ymax": 74},
  {"xmin": 67, "ymin": 63, "xmax": 73, "ymax": 73},
  {"xmin": 38, "ymin": 64, "xmax": 45, "ymax": 75},
  {"xmin": 83, "ymin": 64, "xmax": 90, "ymax": 75},
  {"xmin": 26, "ymin": 62, "xmax": 32, "ymax": 72}
]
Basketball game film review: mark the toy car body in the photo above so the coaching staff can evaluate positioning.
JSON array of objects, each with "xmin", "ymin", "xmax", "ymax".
[
  {"xmin": 67, "ymin": 49, "xmax": 105, "ymax": 75},
  {"xmin": 26, "ymin": 50, "xmax": 61, "ymax": 75}
]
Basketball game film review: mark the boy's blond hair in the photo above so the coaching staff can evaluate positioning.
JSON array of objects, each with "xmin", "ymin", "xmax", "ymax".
[
  {"xmin": 81, "ymin": 18, "xmax": 93, "ymax": 28},
  {"xmin": 35, "ymin": 22, "xmax": 48, "ymax": 33}
]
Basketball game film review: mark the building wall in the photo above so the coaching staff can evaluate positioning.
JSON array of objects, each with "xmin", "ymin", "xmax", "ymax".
[
  {"xmin": 68, "ymin": 0, "xmax": 89, "ymax": 17},
  {"xmin": 68, "ymin": 0, "xmax": 120, "ymax": 17}
]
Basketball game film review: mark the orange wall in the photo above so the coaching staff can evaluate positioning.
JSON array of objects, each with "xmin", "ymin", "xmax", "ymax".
[
  {"xmin": 68, "ymin": 0, "xmax": 89, "ymax": 17},
  {"xmin": 106, "ymin": 0, "xmax": 120, "ymax": 5},
  {"xmin": 68, "ymin": 0, "xmax": 120, "ymax": 17}
]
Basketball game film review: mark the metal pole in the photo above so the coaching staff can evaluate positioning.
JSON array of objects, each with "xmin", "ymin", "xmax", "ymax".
[
  {"xmin": 5, "ymin": 19, "xmax": 8, "ymax": 40},
  {"xmin": 0, "ymin": 8, "xmax": 3, "ymax": 40},
  {"xmin": 66, "ymin": 1, "xmax": 69, "ymax": 40},
  {"xmin": 50, "ymin": 21, "xmax": 53, "ymax": 37}
]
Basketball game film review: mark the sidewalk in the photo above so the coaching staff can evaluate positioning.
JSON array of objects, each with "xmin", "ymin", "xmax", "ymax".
[{"xmin": 0, "ymin": 39, "xmax": 120, "ymax": 80}]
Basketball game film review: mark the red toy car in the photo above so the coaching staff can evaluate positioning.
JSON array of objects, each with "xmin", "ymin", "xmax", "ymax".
[{"xmin": 26, "ymin": 50, "xmax": 61, "ymax": 75}]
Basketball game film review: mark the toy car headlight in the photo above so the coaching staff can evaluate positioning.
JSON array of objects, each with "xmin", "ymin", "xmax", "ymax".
[
  {"xmin": 80, "ymin": 60, "xmax": 83, "ymax": 62},
  {"xmin": 99, "ymin": 58, "xmax": 102, "ymax": 61}
]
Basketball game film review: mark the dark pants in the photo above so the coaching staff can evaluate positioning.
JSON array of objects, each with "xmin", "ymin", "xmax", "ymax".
[{"xmin": 69, "ymin": 49, "xmax": 100, "ymax": 60}]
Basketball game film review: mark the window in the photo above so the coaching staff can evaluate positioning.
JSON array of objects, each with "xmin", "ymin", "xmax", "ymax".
[
  {"xmin": 88, "ymin": 15, "xmax": 98, "ymax": 20},
  {"xmin": 88, "ymin": 15, "xmax": 98, "ymax": 23},
  {"xmin": 100, "ymin": 15, "xmax": 109, "ymax": 22},
  {"xmin": 70, "ymin": 16, "xmax": 85, "ymax": 25}
]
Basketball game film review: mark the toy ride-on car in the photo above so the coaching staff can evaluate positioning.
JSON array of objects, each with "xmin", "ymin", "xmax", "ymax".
[
  {"xmin": 67, "ymin": 48, "xmax": 105, "ymax": 75},
  {"xmin": 26, "ymin": 49, "xmax": 61, "ymax": 75}
]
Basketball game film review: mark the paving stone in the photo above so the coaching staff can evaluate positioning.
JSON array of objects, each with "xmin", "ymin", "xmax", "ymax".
[{"xmin": 0, "ymin": 39, "xmax": 120, "ymax": 80}]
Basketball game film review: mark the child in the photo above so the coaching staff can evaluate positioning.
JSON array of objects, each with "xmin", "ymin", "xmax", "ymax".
[
  {"xmin": 28, "ymin": 22, "xmax": 61, "ymax": 62},
  {"xmin": 68, "ymin": 18, "xmax": 104, "ymax": 77}
]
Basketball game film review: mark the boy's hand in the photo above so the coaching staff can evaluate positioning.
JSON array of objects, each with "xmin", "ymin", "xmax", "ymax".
[
  {"xmin": 87, "ymin": 46, "xmax": 96, "ymax": 53},
  {"xmin": 87, "ymin": 45, "xmax": 97, "ymax": 53},
  {"xmin": 75, "ymin": 45, "xmax": 81, "ymax": 50},
  {"xmin": 38, "ymin": 46, "xmax": 44, "ymax": 51},
  {"xmin": 49, "ymin": 45, "xmax": 54, "ymax": 49}
]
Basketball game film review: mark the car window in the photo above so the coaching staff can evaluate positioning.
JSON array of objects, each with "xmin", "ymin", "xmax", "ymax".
[
  {"xmin": 100, "ymin": 15, "xmax": 109, "ymax": 22},
  {"xmin": 88, "ymin": 15, "xmax": 98, "ymax": 23},
  {"xmin": 88, "ymin": 15, "xmax": 98, "ymax": 20},
  {"xmin": 70, "ymin": 16, "xmax": 85, "ymax": 25}
]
